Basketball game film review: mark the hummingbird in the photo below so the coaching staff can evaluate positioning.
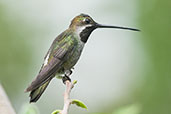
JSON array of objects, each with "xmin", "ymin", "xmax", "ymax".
[{"xmin": 25, "ymin": 13, "xmax": 140, "ymax": 103}]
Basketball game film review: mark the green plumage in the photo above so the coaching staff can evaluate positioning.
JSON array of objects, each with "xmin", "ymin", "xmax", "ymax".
[
  {"xmin": 26, "ymin": 29, "xmax": 84, "ymax": 102},
  {"xmin": 50, "ymin": 30, "xmax": 83, "ymax": 70}
]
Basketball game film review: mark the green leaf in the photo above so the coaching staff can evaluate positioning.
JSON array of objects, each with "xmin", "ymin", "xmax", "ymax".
[
  {"xmin": 71, "ymin": 99, "xmax": 87, "ymax": 109},
  {"xmin": 73, "ymin": 80, "xmax": 77, "ymax": 84},
  {"xmin": 51, "ymin": 110, "xmax": 61, "ymax": 114}
]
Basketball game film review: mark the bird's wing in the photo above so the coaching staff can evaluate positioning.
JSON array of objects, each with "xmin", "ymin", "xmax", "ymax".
[{"xmin": 26, "ymin": 31, "xmax": 75, "ymax": 92}]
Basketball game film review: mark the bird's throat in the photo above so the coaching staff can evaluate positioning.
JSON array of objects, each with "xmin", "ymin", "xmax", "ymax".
[{"xmin": 79, "ymin": 26, "xmax": 95, "ymax": 43}]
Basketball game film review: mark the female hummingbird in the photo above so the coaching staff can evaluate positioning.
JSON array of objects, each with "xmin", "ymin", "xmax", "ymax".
[{"xmin": 25, "ymin": 14, "xmax": 139, "ymax": 103}]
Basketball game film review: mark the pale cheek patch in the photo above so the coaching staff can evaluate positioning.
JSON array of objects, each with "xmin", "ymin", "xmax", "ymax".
[{"xmin": 77, "ymin": 24, "xmax": 92, "ymax": 35}]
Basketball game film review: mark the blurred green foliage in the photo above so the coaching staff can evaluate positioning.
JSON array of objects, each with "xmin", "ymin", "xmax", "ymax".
[
  {"xmin": 19, "ymin": 104, "xmax": 39, "ymax": 114},
  {"xmin": 138, "ymin": 0, "xmax": 171, "ymax": 114},
  {"xmin": 91, "ymin": 104, "xmax": 141, "ymax": 114},
  {"xmin": 0, "ymin": 4, "xmax": 32, "ymax": 99},
  {"xmin": 112, "ymin": 104, "xmax": 141, "ymax": 114}
]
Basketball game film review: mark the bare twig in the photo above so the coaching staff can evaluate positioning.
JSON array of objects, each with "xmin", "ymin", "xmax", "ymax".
[
  {"xmin": 60, "ymin": 80, "xmax": 75, "ymax": 114},
  {"xmin": 0, "ymin": 84, "xmax": 16, "ymax": 114}
]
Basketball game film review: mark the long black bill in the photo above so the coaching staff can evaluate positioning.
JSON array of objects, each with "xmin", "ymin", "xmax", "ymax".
[{"xmin": 96, "ymin": 23, "xmax": 140, "ymax": 32}]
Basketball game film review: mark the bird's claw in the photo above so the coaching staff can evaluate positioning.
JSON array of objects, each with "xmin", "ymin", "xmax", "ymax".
[
  {"xmin": 65, "ymin": 69, "xmax": 73, "ymax": 76},
  {"xmin": 62, "ymin": 76, "xmax": 71, "ymax": 84}
]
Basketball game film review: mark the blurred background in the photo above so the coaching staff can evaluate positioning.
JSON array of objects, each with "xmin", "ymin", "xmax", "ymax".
[{"xmin": 0, "ymin": 0, "xmax": 170, "ymax": 114}]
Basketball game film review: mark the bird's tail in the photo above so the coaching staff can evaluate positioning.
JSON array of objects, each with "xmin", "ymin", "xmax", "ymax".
[{"xmin": 29, "ymin": 78, "xmax": 52, "ymax": 103}]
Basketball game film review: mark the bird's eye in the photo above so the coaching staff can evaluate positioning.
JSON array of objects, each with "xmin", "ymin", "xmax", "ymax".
[{"xmin": 84, "ymin": 18, "xmax": 90, "ymax": 24}]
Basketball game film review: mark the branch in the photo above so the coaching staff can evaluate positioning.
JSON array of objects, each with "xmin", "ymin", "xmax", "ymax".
[
  {"xmin": 52, "ymin": 79, "xmax": 87, "ymax": 114},
  {"xmin": 60, "ymin": 80, "xmax": 74, "ymax": 114},
  {"xmin": 0, "ymin": 84, "xmax": 16, "ymax": 114}
]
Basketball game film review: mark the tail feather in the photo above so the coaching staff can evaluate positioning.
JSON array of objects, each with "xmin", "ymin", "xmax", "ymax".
[{"xmin": 29, "ymin": 79, "xmax": 51, "ymax": 103}]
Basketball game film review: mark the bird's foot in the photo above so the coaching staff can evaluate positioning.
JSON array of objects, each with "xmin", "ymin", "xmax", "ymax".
[
  {"xmin": 65, "ymin": 69, "xmax": 73, "ymax": 76},
  {"xmin": 62, "ymin": 76, "xmax": 71, "ymax": 84},
  {"xmin": 62, "ymin": 69, "xmax": 73, "ymax": 84}
]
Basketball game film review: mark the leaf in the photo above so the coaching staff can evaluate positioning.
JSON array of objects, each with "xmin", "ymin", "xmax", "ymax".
[
  {"xmin": 71, "ymin": 99, "xmax": 87, "ymax": 109},
  {"xmin": 73, "ymin": 80, "xmax": 77, "ymax": 84},
  {"xmin": 51, "ymin": 110, "xmax": 61, "ymax": 114}
]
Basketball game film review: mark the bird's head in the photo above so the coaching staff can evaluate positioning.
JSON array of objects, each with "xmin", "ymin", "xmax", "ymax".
[
  {"xmin": 69, "ymin": 14, "xmax": 96, "ymax": 29},
  {"xmin": 69, "ymin": 13, "xmax": 140, "ymax": 43}
]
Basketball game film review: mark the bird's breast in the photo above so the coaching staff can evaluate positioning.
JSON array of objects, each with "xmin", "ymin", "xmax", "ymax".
[{"xmin": 63, "ymin": 41, "xmax": 84, "ymax": 70}]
